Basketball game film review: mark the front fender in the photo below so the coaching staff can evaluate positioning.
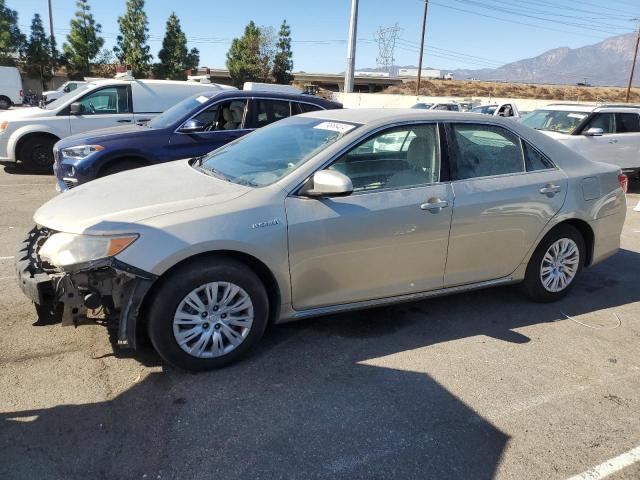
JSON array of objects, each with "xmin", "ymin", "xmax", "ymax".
[{"xmin": 8, "ymin": 122, "xmax": 69, "ymax": 159}]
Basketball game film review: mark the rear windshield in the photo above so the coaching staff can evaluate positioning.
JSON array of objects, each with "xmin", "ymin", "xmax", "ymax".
[{"xmin": 520, "ymin": 109, "xmax": 588, "ymax": 134}]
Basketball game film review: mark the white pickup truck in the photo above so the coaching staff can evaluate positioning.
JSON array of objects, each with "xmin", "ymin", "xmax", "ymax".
[{"xmin": 0, "ymin": 74, "xmax": 234, "ymax": 170}]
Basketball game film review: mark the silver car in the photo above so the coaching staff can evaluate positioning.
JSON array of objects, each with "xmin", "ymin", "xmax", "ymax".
[{"xmin": 17, "ymin": 109, "xmax": 627, "ymax": 371}]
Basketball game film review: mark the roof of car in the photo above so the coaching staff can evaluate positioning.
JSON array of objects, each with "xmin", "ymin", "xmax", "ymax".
[
  {"xmin": 200, "ymin": 89, "xmax": 340, "ymax": 106},
  {"xmin": 299, "ymin": 108, "xmax": 502, "ymax": 124}
]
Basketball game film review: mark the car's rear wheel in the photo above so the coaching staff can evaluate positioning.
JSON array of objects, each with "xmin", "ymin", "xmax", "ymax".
[
  {"xmin": 21, "ymin": 135, "xmax": 56, "ymax": 172},
  {"xmin": 147, "ymin": 258, "xmax": 269, "ymax": 371},
  {"xmin": 522, "ymin": 224, "xmax": 585, "ymax": 302}
]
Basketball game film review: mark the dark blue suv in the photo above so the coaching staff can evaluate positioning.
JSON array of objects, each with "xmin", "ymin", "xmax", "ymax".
[{"xmin": 53, "ymin": 90, "xmax": 341, "ymax": 191}]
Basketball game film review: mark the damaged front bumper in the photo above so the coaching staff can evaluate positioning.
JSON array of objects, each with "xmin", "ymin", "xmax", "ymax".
[{"xmin": 15, "ymin": 227, "xmax": 157, "ymax": 349}]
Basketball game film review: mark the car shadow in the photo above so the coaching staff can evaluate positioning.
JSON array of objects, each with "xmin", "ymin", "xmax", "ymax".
[
  {"xmin": 0, "ymin": 160, "xmax": 52, "ymax": 175},
  {"xmin": 2, "ymin": 249, "xmax": 639, "ymax": 479}
]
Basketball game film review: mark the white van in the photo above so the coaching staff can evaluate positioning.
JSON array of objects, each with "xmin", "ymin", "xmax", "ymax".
[
  {"xmin": 0, "ymin": 76, "xmax": 235, "ymax": 169},
  {"xmin": 0, "ymin": 66, "xmax": 24, "ymax": 109}
]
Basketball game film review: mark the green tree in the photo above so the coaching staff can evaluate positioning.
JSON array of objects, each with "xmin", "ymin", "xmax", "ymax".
[
  {"xmin": 153, "ymin": 13, "xmax": 199, "ymax": 80},
  {"xmin": 0, "ymin": 0, "xmax": 25, "ymax": 66},
  {"xmin": 113, "ymin": 0, "xmax": 151, "ymax": 76},
  {"xmin": 272, "ymin": 20, "xmax": 293, "ymax": 84},
  {"xmin": 62, "ymin": 0, "xmax": 104, "ymax": 79},
  {"xmin": 226, "ymin": 21, "xmax": 272, "ymax": 87},
  {"xmin": 24, "ymin": 14, "xmax": 55, "ymax": 87}
]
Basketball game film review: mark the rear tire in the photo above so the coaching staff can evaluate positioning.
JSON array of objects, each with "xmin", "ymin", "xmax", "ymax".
[
  {"xmin": 0, "ymin": 96, "xmax": 11, "ymax": 110},
  {"xmin": 99, "ymin": 159, "xmax": 147, "ymax": 178},
  {"xmin": 20, "ymin": 135, "xmax": 56, "ymax": 172},
  {"xmin": 147, "ymin": 258, "xmax": 269, "ymax": 371},
  {"xmin": 522, "ymin": 224, "xmax": 585, "ymax": 302}
]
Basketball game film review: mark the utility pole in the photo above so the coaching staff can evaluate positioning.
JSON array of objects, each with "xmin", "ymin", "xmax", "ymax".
[
  {"xmin": 344, "ymin": 0, "xmax": 358, "ymax": 93},
  {"xmin": 416, "ymin": 0, "xmax": 429, "ymax": 97},
  {"xmin": 626, "ymin": 19, "xmax": 640, "ymax": 103},
  {"xmin": 47, "ymin": 0, "xmax": 56, "ymax": 87}
]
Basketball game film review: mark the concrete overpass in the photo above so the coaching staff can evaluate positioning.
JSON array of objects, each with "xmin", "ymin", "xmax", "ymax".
[{"xmin": 199, "ymin": 68, "xmax": 404, "ymax": 92}]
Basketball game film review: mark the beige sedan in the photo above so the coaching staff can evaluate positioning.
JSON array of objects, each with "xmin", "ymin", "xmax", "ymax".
[{"xmin": 17, "ymin": 109, "xmax": 627, "ymax": 370}]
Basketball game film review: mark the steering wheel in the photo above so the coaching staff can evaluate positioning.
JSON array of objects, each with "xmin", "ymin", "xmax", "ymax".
[{"xmin": 89, "ymin": 102, "xmax": 96, "ymax": 114}]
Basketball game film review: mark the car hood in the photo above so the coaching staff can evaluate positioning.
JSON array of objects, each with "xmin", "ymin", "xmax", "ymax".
[
  {"xmin": 34, "ymin": 160, "xmax": 250, "ymax": 234},
  {"xmin": 57, "ymin": 124, "xmax": 157, "ymax": 148},
  {"xmin": 0, "ymin": 106, "xmax": 55, "ymax": 121}
]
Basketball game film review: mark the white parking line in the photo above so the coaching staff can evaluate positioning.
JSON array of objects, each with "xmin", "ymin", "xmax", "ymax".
[
  {"xmin": 566, "ymin": 445, "xmax": 640, "ymax": 480},
  {"xmin": 0, "ymin": 256, "xmax": 15, "ymax": 260},
  {"xmin": 0, "ymin": 184, "xmax": 54, "ymax": 187}
]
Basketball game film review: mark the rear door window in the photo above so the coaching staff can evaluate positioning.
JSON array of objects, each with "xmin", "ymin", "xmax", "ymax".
[
  {"xmin": 615, "ymin": 113, "xmax": 640, "ymax": 133},
  {"xmin": 293, "ymin": 102, "xmax": 323, "ymax": 114},
  {"xmin": 247, "ymin": 99, "xmax": 291, "ymax": 128},
  {"xmin": 449, "ymin": 124, "xmax": 525, "ymax": 180}
]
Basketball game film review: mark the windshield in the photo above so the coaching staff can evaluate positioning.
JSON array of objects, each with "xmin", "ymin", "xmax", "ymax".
[
  {"xmin": 148, "ymin": 94, "xmax": 212, "ymax": 129},
  {"xmin": 411, "ymin": 103, "xmax": 433, "ymax": 109},
  {"xmin": 520, "ymin": 109, "xmax": 589, "ymax": 134},
  {"xmin": 197, "ymin": 116, "xmax": 360, "ymax": 187},
  {"xmin": 46, "ymin": 84, "xmax": 91, "ymax": 110},
  {"xmin": 472, "ymin": 105, "xmax": 497, "ymax": 115}
]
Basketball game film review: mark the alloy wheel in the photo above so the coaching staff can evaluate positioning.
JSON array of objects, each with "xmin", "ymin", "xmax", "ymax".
[{"xmin": 540, "ymin": 238, "xmax": 579, "ymax": 293}]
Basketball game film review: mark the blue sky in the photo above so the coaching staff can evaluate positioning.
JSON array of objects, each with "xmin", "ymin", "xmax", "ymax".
[{"xmin": 10, "ymin": 0, "xmax": 640, "ymax": 73}]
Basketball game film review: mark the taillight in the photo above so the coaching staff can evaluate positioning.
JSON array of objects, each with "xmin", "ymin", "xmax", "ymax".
[
  {"xmin": 618, "ymin": 172, "xmax": 628, "ymax": 193},
  {"xmin": 19, "ymin": 89, "xmax": 24, "ymax": 97}
]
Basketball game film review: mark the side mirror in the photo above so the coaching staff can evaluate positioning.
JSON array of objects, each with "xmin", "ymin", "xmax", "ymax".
[
  {"xmin": 69, "ymin": 102, "xmax": 83, "ymax": 115},
  {"xmin": 584, "ymin": 127, "xmax": 604, "ymax": 137},
  {"xmin": 178, "ymin": 119, "xmax": 205, "ymax": 133},
  {"xmin": 300, "ymin": 170, "xmax": 353, "ymax": 198},
  {"xmin": 63, "ymin": 86, "xmax": 70, "ymax": 93}
]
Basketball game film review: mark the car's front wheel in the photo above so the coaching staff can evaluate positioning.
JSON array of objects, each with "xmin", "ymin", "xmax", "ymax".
[
  {"xmin": 147, "ymin": 258, "xmax": 269, "ymax": 371},
  {"xmin": 522, "ymin": 224, "xmax": 585, "ymax": 302}
]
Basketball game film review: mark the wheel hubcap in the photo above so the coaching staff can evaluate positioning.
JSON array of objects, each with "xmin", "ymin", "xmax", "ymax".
[
  {"xmin": 172, "ymin": 281, "xmax": 254, "ymax": 359},
  {"xmin": 540, "ymin": 238, "xmax": 579, "ymax": 293}
]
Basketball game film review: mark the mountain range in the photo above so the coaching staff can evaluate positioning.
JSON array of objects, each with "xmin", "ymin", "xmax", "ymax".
[{"xmin": 363, "ymin": 33, "xmax": 639, "ymax": 87}]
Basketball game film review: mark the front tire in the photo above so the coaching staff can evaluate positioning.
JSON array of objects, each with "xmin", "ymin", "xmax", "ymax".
[
  {"xmin": 522, "ymin": 224, "xmax": 585, "ymax": 302},
  {"xmin": 21, "ymin": 135, "xmax": 56, "ymax": 172},
  {"xmin": 147, "ymin": 258, "xmax": 269, "ymax": 371},
  {"xmin": 99, "ymin": 159, "xmax": 147, "ymax": 178}
]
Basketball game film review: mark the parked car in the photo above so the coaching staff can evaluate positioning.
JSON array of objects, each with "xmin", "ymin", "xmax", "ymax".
[
  {"xmin": 0, "ymin": 66, "xmax": 24, "ymax": 109},
  {"xmin": 471, "ymin": 102, "xmax": 520, "ymax": 118},
  {"xmin": 42, "ymin": 80, "xmax": 87, "ymax": 104},
  {"xmin": 53, "ymin": 90, "xmax": 341, "ymax": 191},
  {"xmin": 0, "ymin": 75, "xmax": 235, "ymax": 171},
  {"xmin": 412, "ymin": 102, "xmax": 462, "ymax": 112},
  {"xmin": 520, "ymin": 103, "xmax": 640, "ymax": 179},
  {"xmin": 17, "ymin": 109, "xmax": 626, "ymax": 370}
]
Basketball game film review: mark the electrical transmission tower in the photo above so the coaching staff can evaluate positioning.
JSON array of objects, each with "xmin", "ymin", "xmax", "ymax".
[{"xmin": 374, "ymin": 24, "xmax": 401, "ymax": 76}]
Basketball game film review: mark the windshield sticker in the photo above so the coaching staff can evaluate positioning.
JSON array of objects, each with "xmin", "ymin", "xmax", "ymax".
[
  {"xmin": 567, "ymin": 113, "xmax": 587, "ymax": 119},
  {"xmin": 195, "ymin": 95, "xmax": 209, "ymax": 103},
  {"xmin": 313, "ymin": 122, "xmax": 356, "ymax": 133}
]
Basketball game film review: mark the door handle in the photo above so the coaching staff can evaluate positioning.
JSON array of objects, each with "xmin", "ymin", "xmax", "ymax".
[
  {"xmin": 608, "ymin": 139, "xmax": 618, "ymax": 144},
  {"xmin": 420, "ymin": 198, "xmax": 449, "ymax": 213},
  {"xmin": 136, "ymin": 118, "xmax": 151, "ymax": 123},
  {"xmin": 539, "ymin": 183, "xmax": 561, "ymax": 197},
  {"xmin": 117, "ymin": 119, "xmax": 132, "ymax": 123}
]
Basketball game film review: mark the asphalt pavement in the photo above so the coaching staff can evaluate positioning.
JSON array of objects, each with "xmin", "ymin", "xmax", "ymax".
[{"xmin": 0, "ymin": 161, "xmax": 639, "ymax": 480}]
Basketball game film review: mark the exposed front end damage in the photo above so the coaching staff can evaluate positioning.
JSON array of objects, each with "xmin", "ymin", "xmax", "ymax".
[{"xmin": 16, "ymin": 227, "xmax": 157, "ymax": 349}]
